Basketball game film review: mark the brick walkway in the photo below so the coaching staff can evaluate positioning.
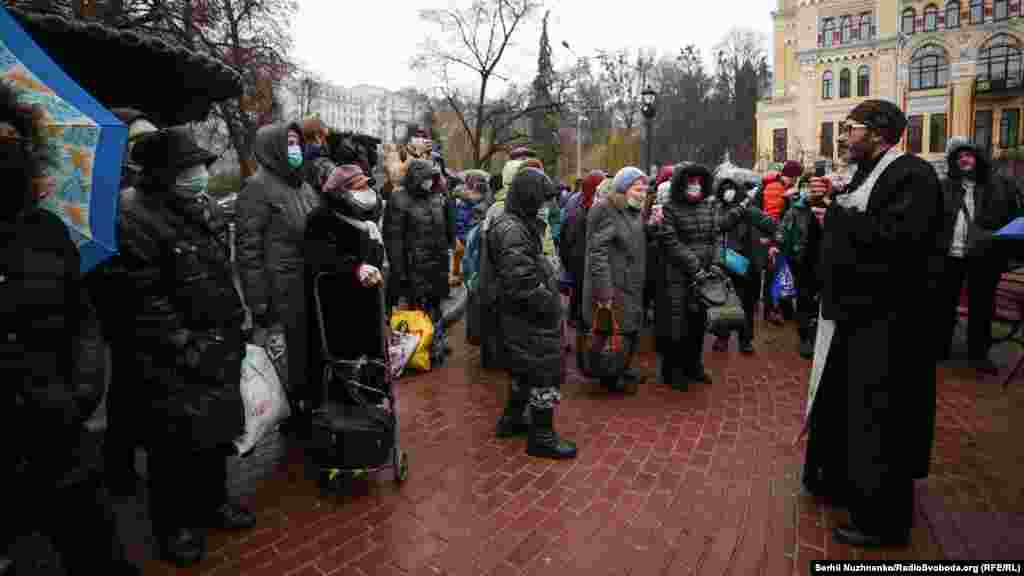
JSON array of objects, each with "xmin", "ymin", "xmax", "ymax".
[{"xmin": 133, "ymin": 317, "xmax": 1024, "ymax": 576}]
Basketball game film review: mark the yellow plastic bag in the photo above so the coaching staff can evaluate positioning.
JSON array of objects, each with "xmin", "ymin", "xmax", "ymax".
[{"xmin": 391, "ymin": 309, "xmax": 434, "ymax": 373}]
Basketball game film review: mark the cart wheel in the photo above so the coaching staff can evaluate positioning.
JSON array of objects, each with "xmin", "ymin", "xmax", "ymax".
[{"xmin": 393, "ymin": 450, "xmax": 409, "ymax": 483}]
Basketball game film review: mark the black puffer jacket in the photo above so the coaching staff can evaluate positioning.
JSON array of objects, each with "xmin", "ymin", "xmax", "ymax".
[
  {"xmin": 653, "ymin": 164, "xmax": 757, "ymax": 349},
  {"xmin": 487, "ymin": 169, "xmax": 562, "ymax": 380},
  {"xmin": 384, "ymin": 159, "xmax": 450, "ymax": 305},
  {"xmin": 99, "ymin": 188, "xmax": 246, "ymax": 451}
]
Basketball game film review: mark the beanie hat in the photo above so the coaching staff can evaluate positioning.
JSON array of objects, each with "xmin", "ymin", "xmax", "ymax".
[
  {"xmin": 325, "ymin": 164, "xmax": 370, "ymax": 193},
  {"xmin": 510, "ymin": 146, "xmax": 535, "ymax": 160},
  {"xmin": 524, "ymin": 158, "xmax": 544, "ymax": 170},
  {"xmin": 781, "ymin": 161, "xmax": 803, "ymax": 179},
  {"xmin": 612, "ymin": 166, "xmax": 647, "ymax": 195},
  {"xmin": 655, "ymin": 165, "xmax": 675, "ymax": 187}
]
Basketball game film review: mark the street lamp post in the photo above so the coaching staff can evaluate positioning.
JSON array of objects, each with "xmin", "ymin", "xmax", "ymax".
[
  {"xmin": 576, "ymin": 114, "xmax": 587, "ymax": 181},
  {"xmin": 641, "ymin": 87, "xmax": 658, "ymax": 176}
]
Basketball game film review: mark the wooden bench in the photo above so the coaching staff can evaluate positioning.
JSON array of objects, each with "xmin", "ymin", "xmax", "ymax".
[{"xmin": 957, "ymin": 266, "xmax": 1024, "ymax": 388}]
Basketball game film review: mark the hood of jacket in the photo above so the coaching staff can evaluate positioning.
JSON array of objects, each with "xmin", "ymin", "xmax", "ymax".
[
  {"xmin": 670, "ymin": 162, "xmax": 714, "ymax": 204},
  {"xmin": 254, "ymin": 121, "xmax": 304, "ymax": 188},
  {"xmin": 506, "ymin": 167, "xmax": 552, "ymax": 224},
  {"xmin": 456, "ymin": 168, "xmax": 490, "ymax": 202},
  {"xmin": 945, "ymin": 136, "xmax": 992, "ymax": 183},
  {"xmin": 402, "ymin": 158, "xmax": 438, "ymax": 197},
  {"xmin": 495, "ymin": 159, "xmax": 527, "ymax": 204},
  {"xmin": 581, "ymin": 170, "xmax": 605, "ymax": 210}
]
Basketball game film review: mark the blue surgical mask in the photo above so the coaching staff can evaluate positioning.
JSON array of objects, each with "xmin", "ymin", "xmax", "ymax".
[{"xmin": 287, "ymin": 144, "xmax": 303, "ymax": 168}]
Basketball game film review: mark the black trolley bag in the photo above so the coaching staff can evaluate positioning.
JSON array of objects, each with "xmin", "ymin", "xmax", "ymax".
[{"xmin": 308, "ymin": 272, "xmax": 408, "ymax": 491}]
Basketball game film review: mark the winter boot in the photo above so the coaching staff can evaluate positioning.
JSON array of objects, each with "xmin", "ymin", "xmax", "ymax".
[
  {"xmin": 496, "ymin": 382, "xmax": 530, "ymax": 438},
  {"xmin": 799, "ymin": 338, "xmax": 814, "ymax": 359},
  {"xmin": 526, "ymin": 407, "xmax": 577, "ymax": 460}
]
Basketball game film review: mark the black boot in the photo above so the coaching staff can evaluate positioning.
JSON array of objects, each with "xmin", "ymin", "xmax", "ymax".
[
  {"xmin": 526, "ymin": 407, "xmax": 577, "ymax": 460},
  {"xmin": 158, "ymin": 528, "xmax": 205, "ymax": 567},
  {"xmin": 496, "ymin": 382, "xmax": 529, "ymax": 438}
]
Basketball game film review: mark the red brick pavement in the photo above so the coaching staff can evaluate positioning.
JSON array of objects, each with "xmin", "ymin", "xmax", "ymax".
[{"xmin": 138, "ymin": 317, "xmax": 1024, "ymax": 576}]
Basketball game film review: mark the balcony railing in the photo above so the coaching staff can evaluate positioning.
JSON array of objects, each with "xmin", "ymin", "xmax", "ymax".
[
  {"xmin": 976, "ymin": 73, "xmax": 1024, "ymax": 94},
  {"xmin": 817, "ymin": 26, "xmax": 877, "ymax": 49}
]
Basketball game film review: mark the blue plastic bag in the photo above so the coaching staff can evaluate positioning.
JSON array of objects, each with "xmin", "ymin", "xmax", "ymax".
[
  {"xmin": 770, "ymin": 254, "xmax": 797, "ymax": 303},
  {"xmin": 461, "ymin": 223, "xmax": 482, "ymax": 291},
  {"xmin": 722, "ymin": 247, "xmax": 749, "ymax": 276}
]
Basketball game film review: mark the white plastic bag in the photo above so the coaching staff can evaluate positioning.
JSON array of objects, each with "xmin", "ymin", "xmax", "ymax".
[
  {"xmin": 236, "ymin": 344, "xmax": 291, "ymax": 456},
  {"xmin": 388, "ymin": 330, "xmax": 421, "ymax": 379}
]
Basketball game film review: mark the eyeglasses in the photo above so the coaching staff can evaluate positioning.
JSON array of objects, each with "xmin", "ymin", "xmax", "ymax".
[{"xmin": 838, "ymin": 121, "xmax": 869, "ymax": 135}]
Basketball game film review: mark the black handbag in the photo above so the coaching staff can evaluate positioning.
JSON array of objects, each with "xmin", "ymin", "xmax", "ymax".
[
  {"xmin": 693, "ymin": 266, "xmax": 746, "ymax": 332},
  {"xmin": 588, "ymin": 303, "xmax": 624, "ymax": 381}
]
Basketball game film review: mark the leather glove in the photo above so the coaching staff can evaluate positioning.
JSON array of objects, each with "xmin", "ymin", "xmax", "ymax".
[{"xmin": 693, "ymin": 269, "xmax": 713, "ymax": 284}]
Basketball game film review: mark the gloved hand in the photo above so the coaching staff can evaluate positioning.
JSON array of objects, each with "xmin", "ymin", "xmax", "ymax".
[
  {"xmin": 693, "ymin": 268, "xmax": 713, "ymax": 284},
  {"xmin": 357, "ymin": 263, "xmax": 383, "ymax": 287},
  {"xmin": 768, "ymin": 246, "xmax": 779, "ymax": 266}
]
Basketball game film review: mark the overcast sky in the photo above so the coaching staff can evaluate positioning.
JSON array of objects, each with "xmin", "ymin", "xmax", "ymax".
[{"xmin": 291, "ymin": 0, "xmax": 777, "ymax": 93}]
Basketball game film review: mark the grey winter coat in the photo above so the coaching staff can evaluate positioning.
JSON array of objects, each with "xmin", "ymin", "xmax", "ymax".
[
  {"xmin": 236, "ymin": 122, "xmax": 320, "ymax": 391},
  {"xmin": 581, "ymin": 189, "xmax": 647, "ymax": 334}
]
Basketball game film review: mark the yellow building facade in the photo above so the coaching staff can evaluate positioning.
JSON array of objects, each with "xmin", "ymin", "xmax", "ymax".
[{"xmin": 756, "ymin": 0, "xmax": 1024, "ymax": 176}]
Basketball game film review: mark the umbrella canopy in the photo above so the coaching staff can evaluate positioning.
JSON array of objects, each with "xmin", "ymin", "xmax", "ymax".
[
  {"xmin": 0, "ymin": 4, "xmax": 126, "ymax": 272},
  {"xmin": 996, "ymin": 216, "xmax": 1024, "ymax": 239}
]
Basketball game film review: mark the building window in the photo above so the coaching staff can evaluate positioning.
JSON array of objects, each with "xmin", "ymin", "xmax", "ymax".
[
  {"xmin": 908, "ymin": 115, "xmax": 925, "ymax": 153},
  {"xmin": 1001, "ymin": 108, "xmax": 1020, "ymax": 147},
  {"xmin": 841, "ymin": 16, "xmax": 854, "ymax": 43},
  {"xmin": 773, "ymin": 129, "xmax": 788, "ymax": 162},
  {"xmin": 903, "ymin": 8, "xmax": 917, "ymax": 33},
  {"xmin": 946, "ymin": 0, "xmax": 960, "ymax": 28},
  {"xmin": 857, "ymin": 65, "xmax": 871, "ymax": 96},
  {"xmin": 822, "ymin": 18, "xmax": 836, "ymax": 47},
  {"xmin": 977, "ymin": 34, "xmax": 1023, "ymax": 83},
  {"xmin": 840, "ymin": 69, "xmax": 851, "ymax": 97},
  {"xmin": 860, "ymin": 13, "xmax": 872, "ymax": 39},
  {"xmin": 820, "ymin": 122, "xmax": 834, "ymax": 159},
  {"xmin": 930, "ymin": 113, "xmax": 948, "ymax": 152},
  {"xmin": 970, "ymin": 0, "xmax": 984, "ymax": 23},
  {"xmin": 995, "ymin": 0, "xmax": 1009, "ymax": 20},
  {"xmin": 822, "ymin": 70, "xmax": 834, "ymax": 99},
  {"xmin": 976, "ymin": 109, "xmax": 994, "ymax": 155},
  {"xmin": 925, "ymin": 4, "xmax": 939, "ymax": 30},
  {"xmin": 910, "ymin": 44, "xmax": 950, "ymax": 90}
]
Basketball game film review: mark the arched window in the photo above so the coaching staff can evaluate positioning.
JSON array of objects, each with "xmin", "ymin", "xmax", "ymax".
[
  {"xmin": 822, "ymin": 18, "xmax": 836, "ymax": 47},
  {"xmin": 840, "ymin": 69, "xmax": 852, "ymax": 97},
  {"xmin": 970, "ymin": 0, "xmax": 984, "ymax": 23},
  {"xmin": 860, "ymin": 13, "xmax": 872, "ymax": 40},
  {"xmin": 903, "ymin": 8, "xmax": 917, "ymax": 33},
  {"xmin": 995, "ymin": 0, "xmax": 1009, "ymax": 20},
  {"xmin": 841, "ymin": 16, "xmax": 854, "ymax": 43},
  {"xmin": 910, "ymin": 45, "xmax": 950, "ymax": 90},
  {"xmin": 925, "ymin": 4, "xmax": 939, "ymax": 30},
  {"xmin": 857, "ymin": 65, "xmax": 871, "ymax": 96},
  {"xmin": 977, "ymin": 34, "xmax": 1023, "ymax": 83},
  {"xmin": 946, "ymin": 0, "xmax": 960, "ymax": 28},
  {"xmin": 822, "ymin": 70, "xmax": 834, "ymax": 99}
]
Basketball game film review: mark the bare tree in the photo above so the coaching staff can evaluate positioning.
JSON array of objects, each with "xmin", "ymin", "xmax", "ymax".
[
  {"xmin": 119, "ymin": 0, "xmax": 298, "ymax": 177},
  {"xmin": 594, "ymin": 48, "xmax": 656, "ymax": 131},
  {"xmin": 412, "ymin": 0, "xmax": 572, "ymax": 168}
]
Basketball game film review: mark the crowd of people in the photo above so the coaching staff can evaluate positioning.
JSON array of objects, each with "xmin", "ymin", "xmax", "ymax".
[{"xmin": 6, "ymin": 75, "xmax": 1022, "ymax": 574}]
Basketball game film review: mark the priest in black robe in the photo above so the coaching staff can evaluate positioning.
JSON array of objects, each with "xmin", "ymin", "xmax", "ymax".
[{"xmin": 804, "ymin": 99, "xmax": 942, "ymax": 547}]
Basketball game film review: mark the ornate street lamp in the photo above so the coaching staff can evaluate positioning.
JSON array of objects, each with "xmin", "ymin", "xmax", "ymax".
[{"xmin": 640, "ymin": 87, "xmax": 658, "ymax": 177}]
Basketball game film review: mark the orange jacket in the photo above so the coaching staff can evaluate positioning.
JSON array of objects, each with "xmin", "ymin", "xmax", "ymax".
[{"xmin": 761, "ymin": 173, "xmax": 787, "ymax": 221}]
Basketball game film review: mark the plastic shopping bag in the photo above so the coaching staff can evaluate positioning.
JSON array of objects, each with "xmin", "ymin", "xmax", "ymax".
[
  {"xmin": 388, "ymin": 330, "xmax": 421, "ymax": 379},
  {"xmin": 769, "ymin": 254, "xmax": 797, "ymax": 304},
  {"xmin": 391, "ymin": 309, "xmax": 434, "ymax": 373},
  {"xmin": 236, "ymin": 344, "xmax": 291, "ymax": 456}
]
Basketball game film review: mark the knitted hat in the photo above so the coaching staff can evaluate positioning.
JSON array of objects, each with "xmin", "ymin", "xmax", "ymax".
[
  {"xmin": 612, "ymin": 166, "xmax": 647, "ymax": 195},
  {"xmin": 325, "ymin": 164, "xmax": 370, "ymax": 193},
  {"xmin": 524, "ymin": 158, "xmax": 544, "ymax": 171},
  {"xmin": 655, "ymin": 165, "xmax": 675, "ymax": 187},
  {"xmin": 781, "ymin": 161, "xmax": 803, "ymax": 179}
]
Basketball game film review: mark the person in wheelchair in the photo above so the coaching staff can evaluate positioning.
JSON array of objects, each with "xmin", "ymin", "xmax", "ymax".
[{"xmin": 305, "ymin": 164, "xmax": 387, "ymax": 409}]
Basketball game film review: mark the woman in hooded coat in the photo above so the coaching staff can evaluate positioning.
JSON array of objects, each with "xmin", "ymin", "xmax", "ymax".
[
  {"xmin": 237, "ymin": 122, "xmax": 320, "ymax": 424},
  {"xmin": 304, "ymin": 165, "xmax": 387, "ymax": 407},
  {"xmin": 560, "ymin": 170, "xmax": 605, "ymax": 368},
  {"xmin": 488, "ymin": 168, "xmax": 577, "ymax": 459},
  {"xmin": 652, "ymin": 163, "xmax": 768, "ymax": 390}
]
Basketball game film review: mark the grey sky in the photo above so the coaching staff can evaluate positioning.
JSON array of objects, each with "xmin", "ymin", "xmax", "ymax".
[{"xmin": 291, "ymin": 0, "xmax": 777, "ymax": 93}]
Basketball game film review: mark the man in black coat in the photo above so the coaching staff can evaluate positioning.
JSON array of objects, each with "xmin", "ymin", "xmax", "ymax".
[
  {"xmin": 936, "ymin": 137, "xmax": 1021, "ymax": 374},
  {"xmin": 807, "ymin": 100, "xmax": 942, "ymax": 548}
]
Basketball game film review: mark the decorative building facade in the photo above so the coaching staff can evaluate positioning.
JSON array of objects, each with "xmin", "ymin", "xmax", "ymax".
[
  {"xmin": 756, "ymin": 0, "xmax": 1024, "ymax": 175},
  {"xmin": 278, "ymin": 80, "xmax": 426, "ymax": 144}
]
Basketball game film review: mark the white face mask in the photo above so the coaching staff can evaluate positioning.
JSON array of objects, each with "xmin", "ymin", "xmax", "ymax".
[
  {"xmin": 686, "ymin": 184, "xmax": 702, "ymax": 200},
  {"xmin": 352, "ymin": 189, "xmax": 377, "ymax": 209},
  {"xmin": 421, "ymin": 179, "xmax": 433, "ymax": 192},
  {"xmin": 722, "ymin": 188, "xmax": 736, "ymax": 203}
]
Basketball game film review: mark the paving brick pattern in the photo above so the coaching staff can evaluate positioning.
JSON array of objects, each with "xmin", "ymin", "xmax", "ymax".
[{"xmin": 137, "ymin": 317, "xmax": 1024, "ymax": 576}]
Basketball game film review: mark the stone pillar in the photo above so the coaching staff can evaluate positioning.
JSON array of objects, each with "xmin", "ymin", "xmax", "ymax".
[{"xmin": 950, "ymin": 60, "xmax": 977, "ymax": 138}]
